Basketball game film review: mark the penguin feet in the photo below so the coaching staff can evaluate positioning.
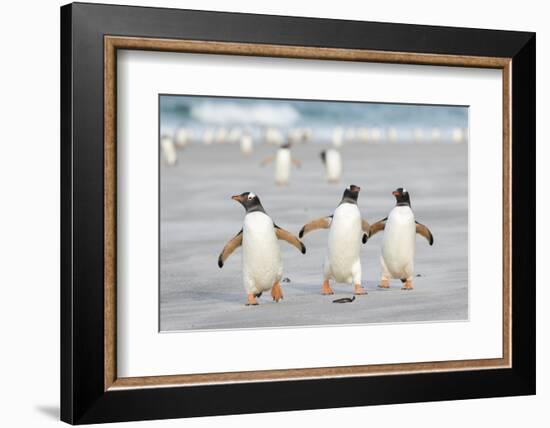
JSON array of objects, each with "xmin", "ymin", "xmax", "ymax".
[
  {"xmin": 353, "ymin": 284, "xmax": 367, "ymax": 295},
  {"xmin": 271, "ymin": 282, "xmax": 283, "ymax": 302},
  {"xmin": 378, "ymin": 279, "xmax": 390, "ymax": 289},
  {"xmin": 401, "ymin": 280, "xmax": 414, "ymax": 291},
  {"xmin": 321, "ymin": 280, "xmax": 334, "ymax": 295},
  {"xmin": 245, "ymin": 294, "xmax": 259, "ymax": 306}
]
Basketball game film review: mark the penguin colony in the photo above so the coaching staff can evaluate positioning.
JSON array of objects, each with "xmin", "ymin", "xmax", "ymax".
[
  {"xmin": 161, "ymin": 126, "xmax": 441, "ymax": 306},
  {"xmin": 219, "ymin": 185, "xmax": 434, "ymax": 306}
]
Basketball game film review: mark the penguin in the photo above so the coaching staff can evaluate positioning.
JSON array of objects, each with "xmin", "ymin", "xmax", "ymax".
[
  {"xmin": 160, "ymin": 134, "xmax": 177, "ymax": 166},
  {"xmin": 174, "ymin": 127, "xmax": 191, "ymax": 148},
  {"xmin": 228, "ymin": 127, "xmax": 243, "ymax": 143},
  {"xmin": 332, "ymin": 127, "xmax": 344, "ymax": 148},
  {"xmin": 264, "ymin": 127, "xmax": 285, "ymax": 145},
  {"xmin": 215, "ymin": 127, "xmax": 228, "ymax": 144},
  {"xmin": 218, "ymin": 192, "xmax": 306, "ymax": 305},
  {"xmin": 261, "ymin": 142, "xmax": 301, "ymax": 186},
  {"xmin": 368, "ymin": 188, "xmax": 434, "ymax": 290},
  {"xmin": 240, "ymin": 134, "xmax": 253, "ymax": 156},
  {"xmin": 299, "ymin": 185, "xmax": 371, "ymax": 295},
  {"xmin": 320, "ymin": 149, "xmax": 342, "ymax": 183},
  {"xmin": 202, "ymin": 129, "xmax": 214, "ymax": 145}
]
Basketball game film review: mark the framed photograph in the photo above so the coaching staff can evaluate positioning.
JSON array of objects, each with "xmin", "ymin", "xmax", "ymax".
[{"xmin": 60, "ymin": 2, "xmax": 535, "ymax": 424}]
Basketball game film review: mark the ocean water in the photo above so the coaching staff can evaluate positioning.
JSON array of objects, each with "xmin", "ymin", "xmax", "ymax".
[{"xmin": 159, "ymin": 94, "xmax": 468, "ymax": 143}]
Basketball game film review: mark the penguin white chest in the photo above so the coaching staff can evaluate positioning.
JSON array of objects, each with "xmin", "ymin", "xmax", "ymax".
[
  {"xmin": 327, "ymin": 203, "xmax": 362, "ymax": 283},
  {"xmin": 325, "ymin": 149, "xmax": 342, "ymax": 182},
  {"xmin": 242, "ymin": 212, "xmax": 283, "ymax": 293},
  {"xmin": 382, "ymin": 206, "xmax": 416, "ymax": 279},
  {"xmin": 275, "ymin": 148, "xmax": 291, "ymax": 184}
]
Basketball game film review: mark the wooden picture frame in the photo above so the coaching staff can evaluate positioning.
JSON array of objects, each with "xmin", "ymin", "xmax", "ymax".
[{"xmin": 61, "ymin": 2, "xmax": 535, "ymax": 424}]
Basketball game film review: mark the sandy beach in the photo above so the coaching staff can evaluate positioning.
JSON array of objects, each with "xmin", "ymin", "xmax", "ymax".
[{"xmin": 160, "ymin": 142, "xmax": 468, "ymax": 331}]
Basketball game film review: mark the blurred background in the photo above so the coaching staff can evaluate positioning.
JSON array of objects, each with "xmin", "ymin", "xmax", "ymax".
[{"xmin": 159, "ymin": 95, "xmax": 468, "ymax": 150}]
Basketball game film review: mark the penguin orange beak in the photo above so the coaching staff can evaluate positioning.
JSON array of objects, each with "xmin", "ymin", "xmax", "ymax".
[
  {"xmin": 350, "ymin": 185, "xmax": 361, "ymax": 193},
  {"xmin": 232, "ymin": 194, "xmax": 244, "ymax": 203},
  {"xmin": 392, "ymin": 190, "xmax": 400, "ymax": 196}
]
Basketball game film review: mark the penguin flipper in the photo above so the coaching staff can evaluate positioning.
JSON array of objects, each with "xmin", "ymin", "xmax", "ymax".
[
  {"xmin": 415, "ymin": 222, "xmax": 434, "ymax": 245},
  {"xmin": 274, "ymin": 225, "xmax": 306, "ymax": 254},
  {"xmin": 298, "ymin": 216, "xmax": 332, "ymax": 238},
  {"xmin": 217, "ymin": 229, "xmax": 243, "ymax": 268},
  {"xmin": 368, "ymin": 217, "xmax": 388, "ymax": 238},
  {"xmin": 361, "ymin": 219, "xmax": 372, "ymax": 243}
]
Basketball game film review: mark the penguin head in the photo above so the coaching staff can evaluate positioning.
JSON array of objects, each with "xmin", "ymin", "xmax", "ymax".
[
  {"xmin": 392, "ymin": 187, "xmax": 411, "ymax": 206},
  {"xmin": 341, "ymin": 184, "xmax": 361, "ymax": 204},
  {"xmin": 232, "ymin": 192, "xmax": 265, "ymax": 213},
  {"xmin": 280, "ymin": 142, "xmax": 292, "ymax": 149}
]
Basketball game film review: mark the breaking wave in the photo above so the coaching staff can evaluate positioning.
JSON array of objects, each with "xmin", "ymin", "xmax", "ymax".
[{"xmin": 190, "ymin": 102, "xmax": 301, "ymax": 126}]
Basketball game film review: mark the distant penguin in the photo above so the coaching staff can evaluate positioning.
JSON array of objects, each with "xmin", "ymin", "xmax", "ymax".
[
  {"xmin": 228, "ymin": 127, "xmax": 243, "ymax": 143},
  {"xmin": 332, "ymin": 127, "xmax": 344, "ymax": 148},
  {"xmin": 215, "ymin": 127, "xmax": 228, "ymax": 144},
  {"xmin": 160, "ymin": 135, "xmax": 177, "ymax": 166},
  {"xmin": 370, "ymin": 127, "xmax": 383, "ymax": 143},
  {"xmin": 202, "ymin": 129, "xmax": 214, "ymax": 145},
  {"xmin": 264, "ymin": 127, "xmax": 285, "ymax": 145},
  {"xmin": 452, "ymin": 127, "xmax": 464, "ymax": 144},
  {"xmin": 261, "ymin": 142, "xmax": 301, "ymax": 186},
  {"xmin": 299, "ymin": 185, "xmax": 371, "ymax": 295},
  {"xmin": 387, "ymin": 127, "xmax": 399, "ymax": 143},
  {"xmin": 320, "ymin": 149, "xmax": 342, "ymax": 183},
  {"xmin": 218, "ymin": 192, "xmax": 306, "ymax": 305},
  {"xmin": 368, "ymin": 188, "xmax": 434, "ymax": 290},
  {"xmin": 174, "ymin": 127, "xmax": 191, "ymax": 148},
  {"xmin": 430, "ymin": 128, "xmax": 441, "ymax": 143},
  {"xmin": 240, "ymin": 134, "xmax": 253, "ymax": 156},
  {"xmin": 413, "ymin": 128, "xmax": 425, "ymax": 143},
  {"xmin": 344, "ymin": 128, "xmax": 356, "ymax": 143}
]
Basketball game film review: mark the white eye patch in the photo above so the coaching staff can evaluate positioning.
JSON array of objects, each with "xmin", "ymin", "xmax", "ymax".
[
  {"xmin": 247, "ymin": 192, "xmax": 256, "ymax": 200},
  {"xmin": 402, "ymin": 188, "xmax": 407, "ymax": 193}
]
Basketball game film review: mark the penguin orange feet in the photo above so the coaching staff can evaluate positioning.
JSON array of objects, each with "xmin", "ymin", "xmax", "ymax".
[
  {"xmin": 271, "ymin": 281, "xmax": 283, "ymax": 302},
  {"xmin": 245, "ymin": 294, "xmax": 259, "ymax": 306},
  {"xmin": 321, "ymin": 280, "xmax": 334, "ymax": 295},
  {"xmin": 354, "ymin": 284, "xmax": 367, "ymax": 295},
  {"xmin": 378, "ymin": 278, "xmax": 390, "ymax": 289},
  {"xmin": 401, "ymin": 279, "xmax": 414, "ymax": 291}
]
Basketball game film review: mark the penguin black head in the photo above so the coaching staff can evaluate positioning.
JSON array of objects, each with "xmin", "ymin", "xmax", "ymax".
[
  {"xmin": 280, "ymin": 141, "xmax": 292, "ymax": 149},
  {"xmin": 392, "ymin": 187, "xmax": 411, "ymax": 206},
  {"xmin": 232, "ymin": 192, "xmax": 265, "ymax": 213},
  {"xmin": 340, "ymin": 184, "xmax": 361, "ymax": 205},
  {"xmin": 320, "ymin": 150, "xmax": 327, "ymax": 164}
]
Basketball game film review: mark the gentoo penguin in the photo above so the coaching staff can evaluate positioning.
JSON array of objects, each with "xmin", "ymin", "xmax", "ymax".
[
  {"xmin": 320, "ymin": 149, "xmax": 342, "ymax": 183},
  {"xmin": 215, "ymin": 127, "xmax": 228, "ymax": 144},
  {"xmin": 202, "ymin": 129, "xmax": 214, "ymax": 145},
  {"xmin": 299, "ymin": 185, "xmax": 371, "ymax": 295},
  {"xmin": 160, "ymin": 134, "xmax": 177, "ymax": 166},
  {"xmin": 261, "ymin": 142, "xmax": 301, "ymax": 186},
  {"xmin": 368, "ymin": 188, "xmax": 434, "ymax": 290},
  {"xmin": 332, "ymin": 127, "xmax": 344, "ymax": 148},
  {"xmin": 218, "ymin": 192, "xmax": 306, "ymax": 305},
  {"xmin": 264, "ymin": 127, "xmax": 285, "ymax": 145},
  {"xmin": 228, "ymin": 127, "xmax": 242, "ymax": 143},
  {"xmin": 240, "ymin": 134, "xmax": 253, "ymax": 156},
  {"xmin": 174, "ymin": 127, "xmax": 191, "ymax": 148}
]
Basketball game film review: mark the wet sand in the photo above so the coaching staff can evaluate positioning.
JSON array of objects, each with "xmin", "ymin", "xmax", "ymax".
[{"xmin": 160, "ymin": 142, "xmax": 468, "ymax": 331}]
